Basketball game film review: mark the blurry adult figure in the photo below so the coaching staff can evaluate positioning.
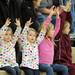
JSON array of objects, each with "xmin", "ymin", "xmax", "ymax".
[
  {"xmin": 21, "ymin": 0, "xmax": 40, "ymax": 31},
  {"xmin": 8, "ymin": 0, "xmax": 20, "ymax": 21},
  {"xmin": 0, "ymin": 0, "xmax": 8, "ymax": 27}
]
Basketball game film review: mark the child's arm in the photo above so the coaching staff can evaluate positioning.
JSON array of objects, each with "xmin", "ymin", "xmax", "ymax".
[
  {"xmin": 0, "ymin": 18, "xmax": 11, "ymax": 36},
  {"xmin": 54, "ymin": 8, "xmax": 61, "ymax": 37},
  {"xmin": 11, "ymin": 19, "xmax": 22, "ymax": 45},
  {"xmin": 65, "ymin": 0, "xmax": 71, "ymax": 12},
  {"xmin": 43, "ymin": 6, "xmax": 55, "ymax": 28},
  {"xmin": 18, "ymin": 18, "xmax": 33, "ymax": 47},
  {"xmin": 20, "ymin": 18, "xmax": 33, "ymax": 39},
  {"xmin": 61, "ymin": 1, "xmax": 71, "ymax": 12},
  {"xmin": 19, "ymin": 18, "xmax": 32, "ymax": 40},
  {"xmin": 37, "ymin": 25, "xmax": 46, "ymax": 44},
  {"xmin": 37, "ymin": 6, "xmax": 56, "ymax": 44}
]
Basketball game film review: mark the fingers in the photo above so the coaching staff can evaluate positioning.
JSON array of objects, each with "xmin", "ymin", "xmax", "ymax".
[
  {"xmin": 5, "ymin": 18, "xmax": 11, "ymax": 26},
  {"xmin": 25, "ymin": 18, "xmax": 33, "ymax": 26},
  {"xmin": 5, "ymin": 17, "xmax": 33, "ymax": 27},
  {"xmin": 15, "ymin": 18, "xmax": 21, "ymax": 26},
  {"xmin": 50, "ymin": 5, "xmax": 55, "ymax": 10}
]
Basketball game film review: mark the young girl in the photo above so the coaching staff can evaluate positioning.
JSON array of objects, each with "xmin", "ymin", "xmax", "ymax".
[
  {"xmin": 54, "ymin": 21, "xmax": 73, "ymax": 75},
  {"xmin": 18, "ymin": 17, "xmax": 47, "ymax": 75},
  {"xmin": 0, "ymin": 18, "xmax": 21, "ymax": 75},
  {"xmin": 38, "ymin": 6, "xmax": 69, "ymax": 75}
]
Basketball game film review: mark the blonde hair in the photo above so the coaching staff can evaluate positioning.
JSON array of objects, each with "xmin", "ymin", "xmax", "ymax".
[
  {"xmin": 27, "ymin": 28, "xmax": 37, "ymax": 36},
  {"xmin": 63, "ymin": 21, "xmax": 70, "ymax": 30},
  {"xmin": 6, "ymin": 27, "xmax": 13, "ymax": 35},
  {"xmin": 45, "ymin": 23, "xmax": 54, "ymax": 36}
]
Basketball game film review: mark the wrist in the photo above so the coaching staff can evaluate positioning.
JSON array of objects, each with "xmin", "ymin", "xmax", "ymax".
[{"xmin": 56, "ymin": 15, "xmax": 60, "ymax": 18}]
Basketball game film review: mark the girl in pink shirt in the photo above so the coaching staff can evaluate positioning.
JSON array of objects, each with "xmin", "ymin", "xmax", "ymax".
[{"xmin": 39, "ymin": 6, "xmax": 69, "ymax": 75}]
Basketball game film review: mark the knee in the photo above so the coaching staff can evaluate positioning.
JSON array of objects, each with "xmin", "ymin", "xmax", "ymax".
[
  {"xmin": 46, "ymin": 66, "xmax": 53, "ymax": 72},
  {"xmin": 62, "ymin": 66, "xmax": 69, "ymax": 73}
]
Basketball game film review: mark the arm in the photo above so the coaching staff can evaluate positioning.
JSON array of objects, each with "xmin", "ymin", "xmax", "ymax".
[
  {"xmin": 54, "ymin": 16, "xmax": 61, "ymax": 37},
  {"xmin": 11, "ymin": 27, "xmax": 22, "ymax": 47},
  {"xmin": 11, "ymin": 19, "xmax": 22, "ymax": 46},
  {"xmin": 37, "ymin": 25, "xmax": 46, "ymax": 45},
  {"xmin": 18, "ymin": 18, "xmax": 33, "ymax": 47},
  {"xmin": 20, "ymin": 18, "xmax": 33, "ymax": 40},
  {"xmin": 43, "ymin": 6, "xmax": 56, "ymax": 28},
  {"xmin": 39, "ymin": 8, "xmax": 51, "ymax": 15},
  {"xmin": 60, "ymin": 1, "xmax": 71, "ymax": 12},
  {"xmin": 18, "ymin": 25, "xmax": 29, "ymax": 48},
  {"xmin": 0, "ymin": 25, "xmax": 8, "ymax": 36},
  {"xmin": 0, "ymin": 18, "xmax": 11, "ymax": 37},
  {"xmin": 54, "ymin": 7, "xmax": 61, "ymax": 37},
  {"xmin": 43, "ymin": 15, "xmax": 52, "ymax": 28},
  {"xmin": 37, "ymin": 6, "xmax": 56, "ymax": 44}
]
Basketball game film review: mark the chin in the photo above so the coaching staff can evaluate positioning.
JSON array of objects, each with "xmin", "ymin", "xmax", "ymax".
[
  {"xmin": 4, "ymin": 39, "xmax": 11, "ymax": 42},
  {"xmin": 6, "ymin": 40, "xmax": 11, "ymax": 42},
  {"xmin": 32, "ymin": 41, "xmax": 35, "ymax": 43}
]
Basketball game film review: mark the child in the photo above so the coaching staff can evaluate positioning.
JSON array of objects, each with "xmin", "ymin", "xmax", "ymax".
[
  {"xmin": 54, "ymin": 21, "xmax": 73, "ymax": 75},
  {"xmin": 18, "ymin": 18, "xmax": 47, "ymax": 75},
  {"xmin": 0, "ymin": 18, "xmax": 21, "ymax": 75},
  {"xmin": 38, "ymin": 6, "xmax": 69, "ymax": 75}
]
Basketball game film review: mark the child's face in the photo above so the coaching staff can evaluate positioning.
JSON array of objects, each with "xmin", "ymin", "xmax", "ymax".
[
  {"xmin": 46, "ymin": 25, "xmax": 55, "ymax": 38},
  {"xmin": 4, "ymin": 31, "xmax": 12, "ymax": 42},
  {"xmin": 27, "ymin": 30, "xmax": 37, "ymax": 43}
]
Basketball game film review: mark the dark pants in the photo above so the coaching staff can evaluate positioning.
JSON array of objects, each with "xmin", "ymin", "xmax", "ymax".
[
  {"xmin": 21, "ymin": 67, "xmax": 39, "ymax": 75},
  {"xmin": 0, "ymin": 66, "xmax": 20, "ymax": 75}
]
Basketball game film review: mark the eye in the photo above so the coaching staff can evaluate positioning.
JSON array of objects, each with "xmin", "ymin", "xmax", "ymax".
[
  {"xmin": 5, "ymin": 34, "xmax": 8, "ymax": 35},
  {"xmin": 29, "ymin": 34, "xmax": 32, "ymax": 36}
]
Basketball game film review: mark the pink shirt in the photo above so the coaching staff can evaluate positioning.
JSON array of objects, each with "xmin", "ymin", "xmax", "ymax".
[{"xmin": 39, "ymin": 16, "xmax": 61, "ymax": 64}]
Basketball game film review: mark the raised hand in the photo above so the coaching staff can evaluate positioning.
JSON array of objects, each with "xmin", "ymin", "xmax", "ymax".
[
  {"xmin": 49, "ymin": 6, "xmax": 55, "ymax": 16},
  {"xmin": 66, "ymin": 0, "xmax": 71, "ymax": 12},
  {"xmin": 56, "ymin": 7, "xmax": 60, "ymax": 18},
  {"xmin": 25, "ymin": 18, "xmax": 33, "ymax": 27},
  {"xmin": 15, "ymin": 18, "xmax": 21, "ymax": 27},
  {"xmin": 5, "ymin": 18, "xmax": 11, "ymax": 26}
]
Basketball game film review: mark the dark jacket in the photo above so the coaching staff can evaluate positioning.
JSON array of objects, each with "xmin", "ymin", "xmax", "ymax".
[
  {"xmin": 8, "ymin": 0, "xmax": 20, "ymax": 21},
  {"xmin": 21, "ymin": 0, "xmax": 39, "ymax": 31},
  {"xmin": 0, "ymin": 0, "xmax": 8, "ymax": 27}
]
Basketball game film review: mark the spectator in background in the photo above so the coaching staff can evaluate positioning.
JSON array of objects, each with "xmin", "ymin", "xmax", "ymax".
[
  {"xmin": 21, "ymin": 0, "xmax": 41, "ymax": 31},
  {"xmin": 8, "ymin": 0, "xmax": 20, "ymax": 21},
  {"xmin": 0, "ymin": 0, "xmax": 8, "ymax": 27},
  {"xmin": 37, "ymin": 0, "xmax": 53, "ymax": 24}
]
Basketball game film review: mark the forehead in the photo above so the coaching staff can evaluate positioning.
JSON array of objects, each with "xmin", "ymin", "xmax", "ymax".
[
  {"xmin": 28, "ymin": 30, "xmax": 36, "ymax": 35},
  {"xmin": 33, "ymin": 0, "xmax": 41, "ymax": 1},
  {"xmin": 5, "ymin": 31, "xmax": 12, "ymax": 34}
]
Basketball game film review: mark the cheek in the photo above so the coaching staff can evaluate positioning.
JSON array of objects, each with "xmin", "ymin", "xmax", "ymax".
[
  {"xmin": 33, "ymin": 36, "xmax": 36, "ymax": 40},
  {"xmin": 27, "ymin": 35, "xmax": 31, "ymax": 39},
  {"xmin": 49, "ymin": 30, "xmax": 54, "ymax": 36},
  {"xmin": 50, "ymin": 30, "xmax": 54, "ymax": 34},
  {"xmin": 7, "ymin": 36, "xmax": 12, "ymax": 39}
]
